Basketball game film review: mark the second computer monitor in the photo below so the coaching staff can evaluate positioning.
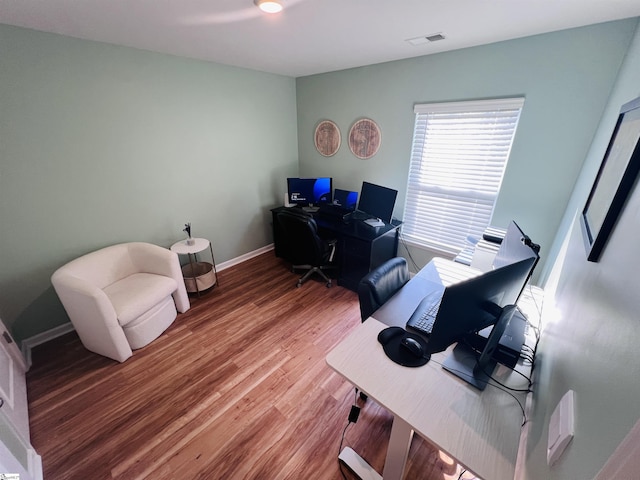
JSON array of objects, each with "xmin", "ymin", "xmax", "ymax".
[
  {"xmin": 492, "ymin": 220, "xmax": 540, "ymax": 302},
  {"xmin": 333, "ymin": 188, "xmax": 358, "ymax": 210},
  {"xmin": 358, "ymin": 181, "xmax": 398, "ymax": 223}
]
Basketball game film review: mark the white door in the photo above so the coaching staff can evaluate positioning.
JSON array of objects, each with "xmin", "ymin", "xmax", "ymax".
[
  {"xmin": 0, "ymin": 322, "xmax": 42, "ymax": 480},
  {"xmin": 0, "ymin": 326, "xmax": 29, "ymax": 441}
]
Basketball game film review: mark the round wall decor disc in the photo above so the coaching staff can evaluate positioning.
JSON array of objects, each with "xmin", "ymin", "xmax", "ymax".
[
  {"xmin": 314, "ymin": 120, "xmax": 341, "ymax": 157},
  {"xmin": 349, "ymin": 118, "xmax": 381, "ymax": 159}
]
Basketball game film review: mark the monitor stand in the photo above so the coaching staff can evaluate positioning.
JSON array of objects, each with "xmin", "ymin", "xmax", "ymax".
[
  {"xmin": 442, "ymin": 304, "xmax": 517, "ymax": 390},
  {"xmin": 302, "ymin": 204, "xmax": 319, "ymax": 213},
  {"xmin": 464, "ymin": 308, "xmax": 527, "ymax": 368}
]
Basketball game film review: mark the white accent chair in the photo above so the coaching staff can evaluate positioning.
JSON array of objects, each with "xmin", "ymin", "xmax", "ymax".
[{"xmin": 51, "ymin": 242, "xmax": 190, "ymax": 362}]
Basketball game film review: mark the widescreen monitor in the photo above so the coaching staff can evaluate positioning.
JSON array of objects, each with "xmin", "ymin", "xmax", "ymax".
[
  {"xmin": 454, "ymin": 221, "xmax": 541, "ymax": 378},
  {"xmin": 287, "ymin": 177, "xmax": 332, "ymax": 206},
  {"xmin": 426, "ymin": 257, "xmax": 537, "ymax": 356},
  {"xmin": 492, "ymin": 220, "xmax": 540, "ymax": 303},
  {"xmin": 357, "ymin": 181, "xmax": 398, "ymax": 223},
  {"xmin": 429, "ymin": 256, "xmax": 538, "ymax": 390}
]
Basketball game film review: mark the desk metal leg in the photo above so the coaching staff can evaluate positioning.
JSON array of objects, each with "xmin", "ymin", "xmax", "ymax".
[
  {"xmin": 382, "ymin": 417, "xmax": 414, "ymax": 480},
  {"xmin": 338, "ymin": 447, "xmax": 382, "ymax": 480},
  {"xmin": 337, "ymin": 415, "xmax": 413, "ymax": 480}
]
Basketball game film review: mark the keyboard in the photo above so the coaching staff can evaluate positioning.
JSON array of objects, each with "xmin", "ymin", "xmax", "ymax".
[
  {"xmin": 318, "ymin": 204, "xmax": 353, "ymax": 218},
  {"xmin": 406, "ymin": 294, "xmax": 442, "ymax": 336},
  {"xmin": 349, "ymin": 210, "xmax": 370, "ymax": 221},
  {"xmin": 302, "ymin": 206, "xmax": 319, "ymax": 213}
]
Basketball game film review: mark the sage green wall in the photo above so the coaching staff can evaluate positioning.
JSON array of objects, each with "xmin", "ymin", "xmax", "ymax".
[
  {"xmin": 295, "ymin": 20, "xmax": 638, "ymax": 278},
  {"xmin": 296, "ymin": 18, "xmax": 640, "ymax": 478},
  {"xmin": 520, "ymin": 21, "xmax": 640, "ymax": 479},
  {"xmin": 0, "ymin": 25, "xmax": 298, "ymax": 342}
]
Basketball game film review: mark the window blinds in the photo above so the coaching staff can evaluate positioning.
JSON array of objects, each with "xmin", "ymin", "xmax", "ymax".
[{"xmin": 404, "ymin": 98, "xmax": 524, "ymax": 255}]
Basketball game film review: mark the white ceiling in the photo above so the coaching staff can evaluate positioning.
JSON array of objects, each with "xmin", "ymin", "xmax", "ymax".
[{"xmin": 1, "ymin": 0, "xmax": 639, "ymax": 77}]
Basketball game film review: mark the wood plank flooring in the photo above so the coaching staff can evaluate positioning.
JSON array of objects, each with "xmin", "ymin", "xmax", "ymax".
[{"xmin": 27, "ymin": 252, "xmax": 472, "ymax": 480}]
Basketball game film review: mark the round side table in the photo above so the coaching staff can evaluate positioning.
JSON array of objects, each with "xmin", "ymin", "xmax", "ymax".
[{"xmin": 170, "ymin": 238, "xmax": 218, "ymax": 296}]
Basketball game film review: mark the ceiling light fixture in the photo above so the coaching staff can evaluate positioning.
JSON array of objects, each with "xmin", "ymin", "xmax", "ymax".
[{"xmin": 255, "ymin": 0, "xmax": 283, "ymax": 14}]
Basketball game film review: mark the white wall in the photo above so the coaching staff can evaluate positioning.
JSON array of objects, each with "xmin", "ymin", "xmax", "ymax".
[
  {"xmin": 0, "ymin": 25, "xmax": 299, "ymax": 341},
  {"xmin": 296, "ymin": 20, "xmax": 638, "ymax": 279},
  {"xmin": 295, "ymin": 17, "xmax": 640, "ymax": 478},
  {"xmin": 521, "ymin": 21, "xmax": 640, "ymax": 479}
]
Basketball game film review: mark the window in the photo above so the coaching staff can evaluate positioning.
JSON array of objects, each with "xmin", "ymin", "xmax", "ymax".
[{"xmin": 403, "ymin": 97, "xmax": 524, "ymax": 255}]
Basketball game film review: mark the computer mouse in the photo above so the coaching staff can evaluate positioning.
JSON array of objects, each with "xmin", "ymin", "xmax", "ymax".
[{"xmin": 400, "ymin": 337, "xmax": 424, "ymax": 358}]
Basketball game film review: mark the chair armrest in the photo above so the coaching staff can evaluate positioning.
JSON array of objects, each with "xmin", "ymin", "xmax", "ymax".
[
  {"xmin": 51, "ymin": 271, "xmax": 133, "ymax": 362},
  {"xmin": 129, "ymin": 242, "xmax": 179, "ymax": 276},
  {"xmin": 327, "ymin": 239, "xmax": 337, "ymax": 263},
  {"xmin": 129, "ymin": 243, "xmax": 190, "ymax": 313}
]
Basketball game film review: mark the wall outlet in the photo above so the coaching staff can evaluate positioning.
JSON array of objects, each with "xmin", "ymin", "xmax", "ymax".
[{"xmin": 547, "ymin": 390, "xmax": 575, "ymax": 466}]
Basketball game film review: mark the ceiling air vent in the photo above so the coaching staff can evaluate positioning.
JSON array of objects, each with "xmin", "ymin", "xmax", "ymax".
[
  {"xmin": 406, "ymin": 33, "xmax": 446, "ymax": 46},
  {"xmin": 426, "ymin": 33, "xmax": 445, "ymax": 42}
]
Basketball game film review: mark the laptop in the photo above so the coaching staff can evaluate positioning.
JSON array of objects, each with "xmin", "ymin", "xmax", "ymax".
[{"xmin": 333, "ymin": 189, "xmax": 358, "ymax": 210}]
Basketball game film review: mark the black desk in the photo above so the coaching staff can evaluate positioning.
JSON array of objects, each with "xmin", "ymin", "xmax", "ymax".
[{"xmin": 270, "ymin": 206, "xmax": 402, "ymax": 291}]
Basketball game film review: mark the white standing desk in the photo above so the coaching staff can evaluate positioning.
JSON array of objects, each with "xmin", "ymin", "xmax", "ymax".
[{"xmin": 326, "ymin": 258, "xmax": 530, "ymax": 480}]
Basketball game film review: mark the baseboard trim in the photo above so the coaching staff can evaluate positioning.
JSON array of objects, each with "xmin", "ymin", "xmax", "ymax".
[
  {"xmin": 21, "ymin": 322, "xmax": 76, "ymax": 368},
  {"xmin": 20, "ymin": 244, "xmax": 275, "ymax": 365},
  {"xmin": 216, "ymin": 244, "xmax": 274, "ymax": 271}
]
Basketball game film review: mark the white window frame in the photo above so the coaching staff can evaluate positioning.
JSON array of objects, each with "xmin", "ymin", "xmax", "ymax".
[{"xmin": 403, "ymin": 97, "xmax": 524, "ymax": 255}]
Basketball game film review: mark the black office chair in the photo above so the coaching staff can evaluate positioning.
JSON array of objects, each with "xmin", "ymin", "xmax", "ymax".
[
  {"xmin": 354, "ymin": 257, "xmax": 410, "ymax": 403},
  {"xmin": 276, "ymin": 209, "xmax": 337, "ymax": 288},
  {"xmin": 358, "ymin": 257, "xmax": 410, "ymax": 321}
]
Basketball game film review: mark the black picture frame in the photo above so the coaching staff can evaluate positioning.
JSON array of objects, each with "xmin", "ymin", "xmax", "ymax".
[{"xmin": 581, "ymin": 96, "xmax": 640, "ymax": 262}]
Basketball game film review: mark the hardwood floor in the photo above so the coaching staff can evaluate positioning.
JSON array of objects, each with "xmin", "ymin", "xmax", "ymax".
[{"xmin": 27, "ymin": 252, "xmax": 472, "ymax": 480}]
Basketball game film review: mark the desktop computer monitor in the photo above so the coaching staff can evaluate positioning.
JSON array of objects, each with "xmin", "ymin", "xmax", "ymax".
[
  {"xmin": 430, "ymin": 256, "xmax": 538, "ymax": 389},
  {"xmin": 425, "ymin": 218, "xmax": 539, "ymax": 389},
  {"xmin": 287, "ymin": 177, "xmax": 332, "ymax": 206},
  {"xmin": 426, "ymin": 257, "xmax": 537, "ymax": 356},
  {"xmin": 456, "ymin": 221, "xmax": 541, "ymax": 372},
  {"xmin": 357, "ymin": 181, "xmax": 398, "ymax": 223},
  {"xmin": 333, "ymin": 189, "xmax": 358, "ymax": 210},
  {"xmin": 492, "ymin": 220, "xmax": 541, "ymax": 303}
]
